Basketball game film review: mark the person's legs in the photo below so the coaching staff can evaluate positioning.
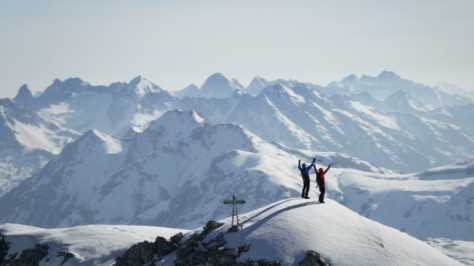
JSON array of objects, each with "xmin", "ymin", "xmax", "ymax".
[
  {"xmin": 303, "ymin": 179, "xmax": 310, "ymax": 198},
  {"xmin": 301, "ymin": 182, "xmax": 306, "ymax": 198},
  {"xmin": 319, "ymin": 186, "xmax": 326, "ymax": 203}
]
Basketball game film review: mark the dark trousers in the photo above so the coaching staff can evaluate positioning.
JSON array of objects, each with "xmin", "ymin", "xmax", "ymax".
[
  {"xmin": 302, "ymin": 178, "xmax": 310, "ymax": 198},
  {"xmin": 318, "ymin": 185, "xmax": 326, "ymax": 202}
]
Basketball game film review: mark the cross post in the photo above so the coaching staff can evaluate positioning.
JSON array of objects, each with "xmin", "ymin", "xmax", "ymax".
[{"xmin": 223, "ymin": 193, "xmax": 246, "ymax": 231}]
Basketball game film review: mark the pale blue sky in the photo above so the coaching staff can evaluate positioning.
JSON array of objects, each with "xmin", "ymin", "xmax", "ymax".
[{"xmin": 1, "ymin": 0, "xmax": 473, "ymax": 98}]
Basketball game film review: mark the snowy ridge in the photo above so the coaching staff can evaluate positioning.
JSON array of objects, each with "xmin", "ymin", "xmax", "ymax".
[
  {"xmin": 217, "ymin": 198, "xmax": 460, "ymax": 266},
  {"xmin": 0, "ymin": 223, "xmax": 188, "ymax": 265},
  {"xmin": 0, "ymin": 198, "xmax": 461, "ymax": 265}
]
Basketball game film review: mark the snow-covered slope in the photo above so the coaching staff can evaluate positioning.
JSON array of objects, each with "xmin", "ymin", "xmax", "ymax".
[
  {"xmin": 328, "ymin": 160, "xmax": 474, "ymax": 241},
  {"xmin": 0, "ymin": 98, "xmax": 78, "ymax": 196},
  {"xmin": 217, "ymin": 198, "xmax": 461, "ymax": 266},
  {"xmin": 0, "ymin": 223, "xmax": 188, "ymax": 266},
  {"xmin": 0, "ymin": 109, "xmax": 472, "ymax": 252},
  {"xmin": 0, "ymin": 198, "xmax": 461, "ymax": 266},
  {"xmin": 0, "ymin": 109, "xmax": 383, "ymax": 229}
]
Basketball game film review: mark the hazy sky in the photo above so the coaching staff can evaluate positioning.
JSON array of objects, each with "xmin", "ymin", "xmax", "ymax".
[{"xmin": 1, "ymin": 0, "xmax": 473, "ymax": 98}]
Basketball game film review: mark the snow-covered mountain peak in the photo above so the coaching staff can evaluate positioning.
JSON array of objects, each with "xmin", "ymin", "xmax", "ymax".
[
  {"xmin": 199, "ymin": 73, "xmax": 243, "ymax": 98},
  {"xmin": 39, "ymin": 78, "xmax": 90, "ymax": 101},
  {"xmin": 215, "ymin": 198, "xmax": 461, "ymax": 265},
  {"xmin": 127, "ymin": 75, "xmax": 163, "ymax": 96},
  {"xmin": 246, "ymin": 75, "xmax": 270, "ymax": 95}
]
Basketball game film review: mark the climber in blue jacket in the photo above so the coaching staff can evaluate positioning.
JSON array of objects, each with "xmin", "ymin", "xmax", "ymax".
[{"xmin": 298, "ymin": 158, "xmax": 316, "ymax": 199}]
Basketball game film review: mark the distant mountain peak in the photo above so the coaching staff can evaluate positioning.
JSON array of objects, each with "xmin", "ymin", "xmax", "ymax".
[
  {"xmin": 14, "ymin": 84, "xmax": 34, "ymax": 103},
  {"xmin": 246, "ymin": 76, "xmax": 270, "ymax": 95},
  {"xmin": 377, "ymin": 70, "xmax": 400, "ymax": 80},
  {"xmin": 62, "ymin": 77, "xmax": 90, "ymax": 87},
  {"xmin": 341, "ymin": 73, "xmax": 358, "ymax": 83},
  {"xmin": 198, "ymin": 73, "xmax": 243, "ymax": 99},
  {"xmin": 174, "ymin": 84, "xmax": 200, "ymax": 98},
  {"xmin": 127, "ymin": 76, "xmax": 162, "ymax": 96},
  {"xmin": 202, "ymin": 73, "xmax": 230, "ymax": 89}
]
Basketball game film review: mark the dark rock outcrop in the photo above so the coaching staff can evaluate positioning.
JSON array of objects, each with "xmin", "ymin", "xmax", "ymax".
[
  {"xmin": 57, "ymin": 250, "xmax": 75, "ymax": 265},
  {"xmin": 202, "ymin": 220, "xmax": 224, "ymax": 236},
  {"xmin": 6, "ymin": 243, "xmax": 49, "ymax": 266},
  {"xmin": 114, "ymin": 231, "xmax": 184, "ymax": 266},
  {"xmin": 116, "ymin": 220, "xmax": 337, "ymax": 266},
  {"xmin": 0, "ymin": 233, "xmax": 9, "ymax": 265},
  {"xmin": 299, "ymin": 250, "xmax": 330, "ymax": 266}
]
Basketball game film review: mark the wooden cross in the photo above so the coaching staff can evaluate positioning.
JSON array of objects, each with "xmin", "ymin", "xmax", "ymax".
[{"xmin": 223, "ymin": 193, "xmax": 246, "ymax": 230}]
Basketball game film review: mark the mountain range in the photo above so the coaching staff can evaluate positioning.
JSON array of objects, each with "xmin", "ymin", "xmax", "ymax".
[
  {"xmin": 0, "ymin": 71, "xmax": 473, "ymax": 264},
  {"xmin": 6, "ymin": 71, "xmax": 472, "ymax": 175}
]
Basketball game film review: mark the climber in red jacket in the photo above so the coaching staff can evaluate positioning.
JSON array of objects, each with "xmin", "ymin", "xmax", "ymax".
[{"xmin": 314, "ymin": 163, "xmax": 331, "ymax": 203}]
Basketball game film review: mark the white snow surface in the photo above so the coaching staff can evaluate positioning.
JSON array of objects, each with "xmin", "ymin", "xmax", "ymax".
[
  {"xmin": 183, "ymin": 198, "xmax": 459, "ymax": 266},
  {"xmin": 0, "ymin": 198, "xmax": 461, "ymax": 266},
  {"xmin": 427, "ymin": 238, "xmax": 474, "ymax": 265},
  {"xmin": 0, "ymin": 223, "xmax": 188, "ymax": 266}
]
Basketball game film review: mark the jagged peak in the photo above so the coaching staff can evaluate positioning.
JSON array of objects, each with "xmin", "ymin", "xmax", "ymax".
[
  {"xmin": 14, "ymin": 84, "xmax": 34, "ymax": 102},
  {"xmin": 43, "ymin": 78, "xmax": 90, "ymax": 97},
  {"xmin": 127, "ymin": 76, "xmax": 162, "ymax": 96},
  {"xmin": 247, "ymin": 76, "xmax": 269, "ymax": 87},
  {"xmin": 245, "ymin": 76, "xmax": 270, "ymax": 95},
  {"xmin": 341, "ymin": 73, "xmax": 358, "ymax": 83},
  {"xmin": 61, "ymin": 77, "xmax": 89, "ymax": 87}
]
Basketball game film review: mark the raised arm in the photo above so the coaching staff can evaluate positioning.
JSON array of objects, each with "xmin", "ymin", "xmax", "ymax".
[
  {"xmin": 308, "ymin": 158, "xmax": 316, "ymax": 169},
  {"xmin": 323, "ymin": 164, "xmax": 331, "ymax": 174},
  {"xmin": 298, "ymin": 160, "xmax": 302, "ymax": 170}
]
